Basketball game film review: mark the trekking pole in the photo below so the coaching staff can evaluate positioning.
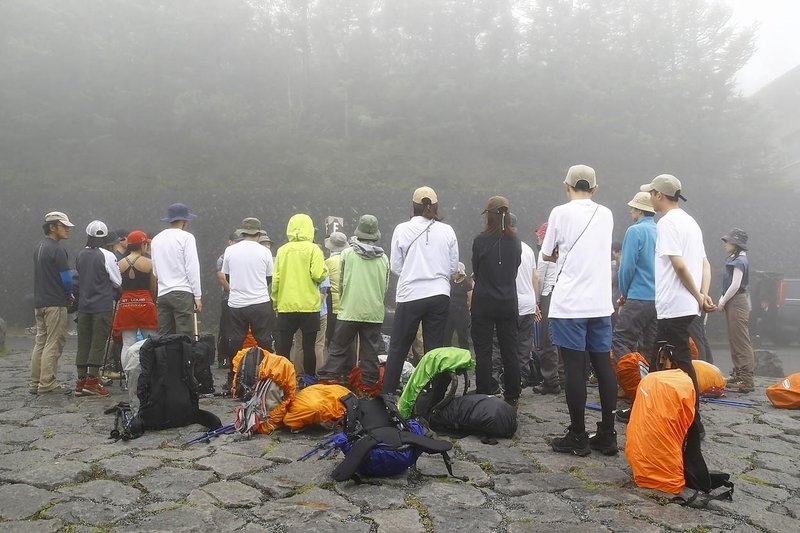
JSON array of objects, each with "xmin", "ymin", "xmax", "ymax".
[
  {"xmin": 700, "ymin": 397, "xmax": 754, "ymax": 408},
  {"xmin": 193, "ymin": 310, "xmax": 201, "ymax": 343},
  {"xmin": 298, "ymin": 435, "xmax": 339, "ymax": 461},
  {"xmin": 183, "ymin": 423, "xmax": 236, "ymax": 446}
]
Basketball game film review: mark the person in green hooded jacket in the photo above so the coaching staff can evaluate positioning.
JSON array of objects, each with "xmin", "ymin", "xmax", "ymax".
[{"xmin": 272, "ymin": 214, "xmax": 328, "ymax": 384}]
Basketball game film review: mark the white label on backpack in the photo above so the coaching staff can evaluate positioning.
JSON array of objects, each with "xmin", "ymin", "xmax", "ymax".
[{"xmin": 783, "ymin": 379, "xmax": 791, "ymax": 389}]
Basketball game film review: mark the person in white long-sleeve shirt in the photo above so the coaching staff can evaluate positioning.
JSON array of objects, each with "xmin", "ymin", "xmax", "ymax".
[
  {"xmin": 381, "ymin": 186, "xmax": 459, "ymax": 394},
  {"xmin": 151, "ymin": 203, "xmax": 202, "ymax": 336}
]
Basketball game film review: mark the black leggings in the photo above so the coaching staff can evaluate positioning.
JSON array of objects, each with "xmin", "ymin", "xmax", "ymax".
[{"xmin": 560, "ymin": 348, "xmax": 617, "ymax": 433}]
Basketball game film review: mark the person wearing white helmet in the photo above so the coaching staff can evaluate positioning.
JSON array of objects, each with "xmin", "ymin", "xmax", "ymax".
[
  {"xmin": 29, "ymin": 211, "xmax": 75, "ymax": 394},
  {"xmin": 74, "ymin": 220, "xmax": 122, "ymax": 397}
]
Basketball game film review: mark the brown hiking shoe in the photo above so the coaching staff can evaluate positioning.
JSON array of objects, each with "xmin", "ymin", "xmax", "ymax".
[
  {"xmin": 728, "ymin": 381, "xmax": 754, "ymax": 393},
  {"xmin": 74, "ymin": 378, "xmax": 86, "ymax": 395},
  {"xmin": 81, "ymin": 377, "xmax": 109, "ymax": 397}
]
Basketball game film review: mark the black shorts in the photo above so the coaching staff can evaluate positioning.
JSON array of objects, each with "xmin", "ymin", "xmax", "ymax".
[{"xmin": 276, "ymin": 311, "xmax": 320, "ymax": 334}]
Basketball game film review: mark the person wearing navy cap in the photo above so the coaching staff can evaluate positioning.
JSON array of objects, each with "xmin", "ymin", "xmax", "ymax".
[{"xmin": 151, "ymin": 203, "xmax": 202, "ymax": 336}]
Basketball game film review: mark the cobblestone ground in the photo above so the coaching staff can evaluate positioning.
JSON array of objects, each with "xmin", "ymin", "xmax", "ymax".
[{"xmin": 1, "ymin": 337, "xmax": 799, "ymax": 533}]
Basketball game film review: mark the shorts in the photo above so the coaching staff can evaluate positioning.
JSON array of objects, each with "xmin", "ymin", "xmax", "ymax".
[
  {"xmin": 276, "ymin": 311, "xmax": 320, "ymax": 334},
  {"xmin": 549, "ymin": 316, "xmax": 612, "ymax": 352}
]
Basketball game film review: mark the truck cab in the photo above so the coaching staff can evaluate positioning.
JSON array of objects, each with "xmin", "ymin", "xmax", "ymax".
[{"xmin": 752, "ymin": 272, "xmax": 800, "ymax": 345}]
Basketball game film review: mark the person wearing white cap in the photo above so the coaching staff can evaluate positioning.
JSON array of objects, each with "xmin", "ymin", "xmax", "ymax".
[
  {"xmin": 382, "ymin": 186, "xmax": 459, "ymax": 394},
  {"xmin": 641, "ymin": 173, "xmax": 715, "ymax": 436},
  {"xmin": 611, "ymin": 192, "xmax": 658, "ymax": 366},
  {"xmin": 74, "ymin": 220, "xmax": 122, "ymax": 397},
  {"xmin": 29, "ymin": 211, "xmax": 75, "ymax": 394}
]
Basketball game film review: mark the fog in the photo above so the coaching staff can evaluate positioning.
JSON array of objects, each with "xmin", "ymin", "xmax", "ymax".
[{"xmin": 1, "ymin": 0, "xmax": 797, "ymax": 333}]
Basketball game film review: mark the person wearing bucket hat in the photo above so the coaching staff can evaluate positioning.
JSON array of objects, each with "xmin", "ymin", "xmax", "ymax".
[
  {"xmin": 541, "ymin": 165, "xmax": 618, "ymax": 457},
  {"xmin": 642, "ymin": 173, "xmax": 714, "ymax": 434},
  {"xmin": 74, "ymin": 220, "xmax": 123, "ymax": 397},
  {"xmin": 382, "ymin": 187, "xmax": 459, "ymax": 395},
  {"xmin": 29, "ymin": 211, "xmax": 76, "ymax": 394},
  {"xmin": 318, "ymin": 214, "xmax": 390, "ymax": 394},
  {"xmin": 611, "ymin": 192, "xmax": 658, "ymax": 367},
  {"xmin": 718, "ymin": 228, "xmax": 754, "ymax": 392},
  {"xmin": 151, "ymin": 203, "xmax": 202, "ymax": 335},
  {"xmin": 322, "ymin": 231, "xmax": 354, "ymax": 361},
  {"xmin": 222, "ymin": 217, "xmax": 276, "ymax": 355}
]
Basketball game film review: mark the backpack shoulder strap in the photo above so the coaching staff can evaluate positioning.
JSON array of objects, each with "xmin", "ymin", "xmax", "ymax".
[{"xmin": 331, "ymin": 434, "xmax": 379, "ymax": 482}]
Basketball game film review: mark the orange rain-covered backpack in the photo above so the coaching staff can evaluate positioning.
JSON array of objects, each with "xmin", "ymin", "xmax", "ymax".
[
  {"xmin": 616, "ymin": 352, "xmax": 649, "ymax": 400},
  {"xmin": 283, "ymin": 384, "xmax": 351, "ymax": 430},
  {"xmin": 625, "ymin": 369, "xmax": 696, "ymax": 494},
  {"xmin": 231, "ymin": 346, "xmax": 265, "ymax": 400},
  {"xmin": 233, "ymin": 348, "xmax": 297, "ymax": 436},
  {"xmin": 692, "ymin": 360, "xmax": 726, "ymax": 395},
  {"xmin": 766, "ymin": 373, "xmax": 800, "ymax": 409}
]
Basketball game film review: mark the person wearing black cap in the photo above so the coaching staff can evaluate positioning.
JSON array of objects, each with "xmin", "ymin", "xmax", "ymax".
[
  {"xmin": 718, "ymin": 228, "xmax": 754, "ymax": 393},
  {"xmin": 151, "ymin": 203, "xmax": 202, "ymax": 336},
  {"xmin": 642, "ymin": 174, "xmax": 715, "ymax": 434},
  {"xmin": 107, "ymin": 229, "xmax": 129, "ymax": 261}
]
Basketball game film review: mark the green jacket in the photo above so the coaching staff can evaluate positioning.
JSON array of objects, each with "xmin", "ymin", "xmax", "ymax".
[
  {"xmin": 337, "ymin": 241, "xmax": 389, "ymax": 324},
  {"xmin": 271, "ymin": 214, "xmax": 328, "ymax": 313},
  {"xmin": 325, "ymin": 253, "xmax": 343, "ymax": 314},
  {"xmin": 398, "ymin": 347, "xmax": 476, "ymax": 419}
]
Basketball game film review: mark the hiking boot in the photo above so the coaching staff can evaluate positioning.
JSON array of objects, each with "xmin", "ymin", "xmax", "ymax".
[
  {"xmin": 504, "ymin": 396, "xmax": 519, "ymax": 411},
  {"xmin": 532, "ymin": 384, "xmax": 561, "ymax": 395},
  {"xmin": 74, "ymin": 378, "xmax": 86, "ymax": 395},
  {"xmin": 728, "ymin": 381, "xmax": 754, "ymax": 393},
  {"xmin": 81, "ymin": 377, "xmax": 109, "ymax": 397},
  {"xmin": 28, "ymin": 386, "xmax": 39, "ymax": 395},
  {"xmin": 588, "ymin": 422, "xmax": 618, "ymax": 455},
  {"xmin": 38, "ymin": 382, "xmax": 71, "ymax": 395},
  {"xmin": 551, "ymin": 428, "xmax": 590, "ymax": 456},
  {"xmin": 615, "ymin": 408, "xmax": 631, "ymax": 424}
]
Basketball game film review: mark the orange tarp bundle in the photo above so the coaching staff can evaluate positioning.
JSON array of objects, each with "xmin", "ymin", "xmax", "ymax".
[
  {"xmin": 625, "ymin": 369, "xmax": 696, "ymax": 495},
  {"xmin": 283, "ymin": 384, "xmax": 350, "ymax": 430},
  {"xmin": 616, "ymin": 352, "xmax": 649, "ymax": 401},
  {"xmin": 766, "ymin": 373, "xmax": 800, "ymax": 409},
  {"xmin": 692, "ymin": 360, "xmax": 726, "ymax": 395}
]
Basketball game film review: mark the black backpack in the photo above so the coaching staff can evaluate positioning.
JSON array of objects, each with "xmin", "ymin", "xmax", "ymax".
[
  {"xmin": 414, "ymin": 372, "xmax": 517, "ymax": 439},
  {"xmin": 677, "ymin": 420, "xmax": 734, "ymax": 506},
  {"xmin": 192, "ymin": 332, "xmax": 216, "ymax": 394},
  {"xmin": 133, "ymin": 335, "xmax": 221, "ymax": 434},
  {"xmin": 234, "ymin": 346, "xmax": 265, "ymax": 400}
]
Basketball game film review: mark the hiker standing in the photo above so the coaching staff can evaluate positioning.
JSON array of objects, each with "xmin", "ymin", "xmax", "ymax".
[
  {"xmin": 718, "ymin": 228, "xmax": 754, "ymax": 393},
  {"xmin": 318, "ymin": 215, "xmax": 390, "ymax": 395},
  {"xmin": 533, "ymin": 223, "xmax": 563, "ymax": 395},
  {"xmin": 222, "ymin": 218, "xmax": 276, "ymax": 353},
  {"xmin": 151, "ymin": 203, "xmax": 202, "ymax": 336},
  {"xmin": 511, "ymin": 213, "xmax": 541, "ymax": 389},
  {"xmin": 271, "ymin": 214, "xmax": 328, "ymax": 385},
  {"xmin": 75, "ymin": 221, "xmax": 122, "ymax": 397},
  {"xmin": 324, "ymin": 231, "xmax": 357, "ymax": 361},
  {"xmin": 444, "ymin": 262, "xmax": 472, "ymax": 351},
  {"xmin": 292, "ymin": 273, "xmax": 330, "ymax": 379},
  {"xmin": 542, "ymin": 165, "xmax": 618, "ymax": 456},
  {"xmin": 382, "ymin": 187, "xmax": 459, "ymax": 394},
  {"xmin": 471, "ymin": 197, "xmax": 523, "ymax": 408},
  {"xmin": 612, "ymin": 192, "xmax": 658, "ymax": 366},
  {"xmin": 642, "ymin": 174, "xmax": 715, "ymax": 433},
  {"xmin": 29, "ymin": 211, "xmax": 75, "ymax": 394},
  {"xmin": 216, "ymin": 232, "xmax": 244, "ymax": 369}
]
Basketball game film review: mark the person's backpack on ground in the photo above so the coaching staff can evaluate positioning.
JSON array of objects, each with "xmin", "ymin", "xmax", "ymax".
[
  {"xmin": 283, "ymin": 384, "xmax": 351, "ymax": 431},
  {"xmin": 234, "ymin": 347, "xmax": 296, "ymax": 435},
  {"xmin": 132, "ymin": 335, "xmax": 221, "ymax": 436},
  {"xmin": 191, "ymin": 313, "xmax": 215, "ymax": 394},
  {"xmin": 766, "ymin": 372, "xmax": 800, "ymax": 409},
  {"xmin": 231, "ymin": 346, "xmax": 266, "ymax": 400}
]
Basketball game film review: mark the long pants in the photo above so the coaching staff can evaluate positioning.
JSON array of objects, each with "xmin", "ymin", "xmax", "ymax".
[
  {"xmin": 293, "ymin": 315, "xmax": 327, "ymax": 376},
  {"xmin": 444, "ymin": 307, "xmax": 471, "ymax": 350},
  {"xmin": 538, "ymin": 294, "xmax": 564, "ymax": 388},
  {"xmin": 319, "ymin": 321, "xmax": 383, "ymax": 385},
  {"xmin": 491, "ymin": 313, "xmax": 537, "ymax": 388},
  {"xmin": 382, "ymin": 295, "xmax": 450, "ymax": 394},
  {"xmin": 326, "ymin": 312, "xmax": 357, "ymax": 363},
  {"xmin": 656, "ymin": 315, "xmax": 701, "ymax": 412},
  {"xmin": 157, "ymin": 290, "xmax": 194, "ymax": 336},
  {"xmin": 560, "ymin": 347, "xmax": 617, "ymax": 433},
  {"xmin": 76, "ymin": 311, "xmax": 113, "ymax": 378},
  {"xmin": 229, "ymin": 302, "xmax": 275, "ymax": 353},
  {"xmin": 611, "ymin": 299, "xmax": 657, "ymax": 366},
  {"xmin": 217, "ymin": 299, "xmax": 234, "ymax": 366},
  {"xmin": 726, "ymin": 293, "xmax": 755, "ymax": 385},
  {"xmin": 688, "ymin": 313, "xmax": 714, "ymax": 363},
  {"xmin": 473, "ymin": 314, "xmax": 521, "ymax": 400},
  {"xmin": 275, "ymin": 311, "xmax": 321, "ymax": 376},
  {"xmin": 29, "ymin": 306, "xmax": 68, "ymax": 390},
  {"xmin": 121, "ymin": 328, "xmax": 156, "ymax": 408}
]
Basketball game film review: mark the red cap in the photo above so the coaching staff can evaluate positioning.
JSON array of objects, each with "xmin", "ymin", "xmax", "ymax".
[
  {"xmin": 127, "ymin": 230, "xmax": 150, "ymax": 245},
  {"xmin": 535, "ymin": 223, "xmax": 548, "ymax": 240}
]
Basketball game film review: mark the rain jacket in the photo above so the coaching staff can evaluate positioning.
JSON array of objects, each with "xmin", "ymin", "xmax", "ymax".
[
  {"xmin": 271, "ymin": 214, "xmax": 328, "ymax": 313},
  {"xmin": 337, "ymin": 240, "xmax": 390, "ymax": 324},
  {"xmin": 398, "ymin": 347, "xmax": 475, "ymax": 418}
]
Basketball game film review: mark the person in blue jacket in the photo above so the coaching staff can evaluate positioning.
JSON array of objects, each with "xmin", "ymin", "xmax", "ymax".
[{"xmin": 611, "ymin": 192, "xmax": 658, "ymax": 366}]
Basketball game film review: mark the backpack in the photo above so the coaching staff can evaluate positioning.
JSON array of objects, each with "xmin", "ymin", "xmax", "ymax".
[
  {"xmin": 766, "ymin": 373, "xmax": 800, "ymax": 409},
  {"xmin": 692, "ymin": 360, "xmax": 726, "ymax": 396},
  {"xmin": 616, "ymin": 352, "xmax": 649, "ymax": 401},
  {"xmin": 398, "ymin": 347, "xmax": 476, "ymax": 419},
  {"xmin": 323, "ymin": 394, "xmax": 458, "ymax": 481},
  {"xmin": 234, "ymin": 348, "xmax": 296, "ymax": 436},
  {"xmin": 283, "ymin": 384, "xmax": 351, "ymax": 431},
  {"xmin": 231, "ymin": 346, "xmax": 266, "ymax": 400},
  {"xmin": 192, "ymin": 332, "xmax": 216, "ymax": 395},
  {"xmin": 133, "ymin": 335, "xmax": 221, "ymax": 434}
]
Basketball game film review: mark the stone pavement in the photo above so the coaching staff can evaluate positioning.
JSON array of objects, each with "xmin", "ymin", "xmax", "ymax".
[{"xmin": 1, "ymin": 337, "xmax": 799, "ymax": 532}]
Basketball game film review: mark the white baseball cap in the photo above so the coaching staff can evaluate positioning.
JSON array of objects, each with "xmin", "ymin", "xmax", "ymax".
[{"xmin": 86, "ymin": 220, "xmax": 109, "ymax": 238}]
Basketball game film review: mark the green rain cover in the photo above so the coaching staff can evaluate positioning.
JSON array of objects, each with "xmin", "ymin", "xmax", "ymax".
[{"xmin": 398, "ymin": 347, "xmax": 475, "ymax": 418}]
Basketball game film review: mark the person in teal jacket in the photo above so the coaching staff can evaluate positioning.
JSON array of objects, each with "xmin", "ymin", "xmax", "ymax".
[
  {"xmin": 611, "ymin": 192, "xmax": 658, "ymax": 365},
  {"xmin": 272, "ymin": 214, "xmax": 328, "ymax": 383},
  {"xmin": 317, "ymin": 215, "xmax": 389, "ymax": 394}
]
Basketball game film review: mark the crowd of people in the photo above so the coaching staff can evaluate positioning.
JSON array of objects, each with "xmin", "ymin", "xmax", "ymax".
[{"xmin": 28, "ymin": 167, "xmax": 757, "ymax": 457}]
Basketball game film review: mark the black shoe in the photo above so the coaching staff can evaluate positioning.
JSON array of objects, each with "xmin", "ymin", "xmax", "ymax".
[
  {"xmin": 504, "ymin": 396, "xmax": 519, "ymax": 411},
  {"xmin": 532, "ymin": 384, "xmax": 561, "ymax": 395},
  {"xmin": 551, "ymin": 428, "xmax": 590, "ymax": 456},
  {"xmin": 615, "ymin": 408, "xmax": 631, "ymax": 424},
  {"xmin": 697, "ymin": 419, "xmax": 706, "ymax": 441},
  {"xmin": 588, "ymin": 422, "xmax": 618, "ymax": 456}
]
